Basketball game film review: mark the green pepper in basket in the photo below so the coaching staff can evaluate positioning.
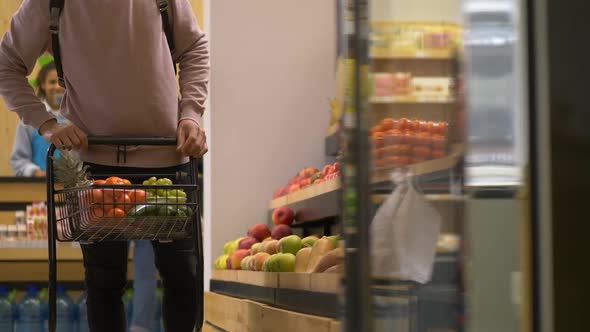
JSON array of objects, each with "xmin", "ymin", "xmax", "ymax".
[{"xmin": 127, "ymin": 204, "xmax": 158, "ymax": 217}]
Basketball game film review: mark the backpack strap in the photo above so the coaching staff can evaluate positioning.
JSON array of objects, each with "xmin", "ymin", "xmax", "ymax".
[
  {"xmin": 49, "ymin": 0, "xmax": 65, "ymax": 88},
  {"xmin": 158, "ymin": 0, "xmax": 177, "ymax": 74}
]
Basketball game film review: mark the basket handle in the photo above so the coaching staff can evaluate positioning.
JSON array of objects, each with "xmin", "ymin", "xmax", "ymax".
[{"xmin": 87, "ymin": 136, "xmax": 177, "ymax": 146}]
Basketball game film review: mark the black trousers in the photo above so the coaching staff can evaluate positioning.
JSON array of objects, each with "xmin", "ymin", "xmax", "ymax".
[{"xmin": 81, "ymin": 163, "xmax": 197, "ymax": 332}]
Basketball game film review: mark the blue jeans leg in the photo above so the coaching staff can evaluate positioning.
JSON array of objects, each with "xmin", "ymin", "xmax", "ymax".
[{"xmin": 131, "ymin": 240, "xmax": 157, "ymax": 330}]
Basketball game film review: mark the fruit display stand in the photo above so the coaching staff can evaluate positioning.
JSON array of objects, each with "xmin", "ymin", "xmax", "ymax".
[
  {"xmin": 207, "ymin": 270, "xmax": 342, "ymax": 331},
  {"xmin": 204, "ymin": 292, "xmax": 341, "ymax": 332},
  {"xmin": 268, "ymin": 177, "xmax": 341, "ymax": 236}
]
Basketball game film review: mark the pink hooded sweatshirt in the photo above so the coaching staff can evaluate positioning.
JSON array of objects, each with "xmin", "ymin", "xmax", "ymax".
[{"xmin": 0, "ymin": 0, "xmax": 209, "ymax": 168}]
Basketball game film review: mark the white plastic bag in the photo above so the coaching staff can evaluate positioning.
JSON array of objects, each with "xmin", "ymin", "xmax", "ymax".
[{"xmin": 371, "ymin": 175, "xmax": 442, "ymax": 283}]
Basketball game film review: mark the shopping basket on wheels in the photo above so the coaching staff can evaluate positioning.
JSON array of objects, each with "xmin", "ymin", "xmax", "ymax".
[{"xmin": 46, "ymin": 137, "xmax": 204, "ymax": 332}]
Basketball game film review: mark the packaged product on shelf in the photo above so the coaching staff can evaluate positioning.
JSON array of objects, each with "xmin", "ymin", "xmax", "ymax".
[
  {"xmin": 27, "ymin": 202, "xmax": 48, "ymax": 244},
  {"xmin": 392, "ymin": 73, "xmax": 412, "ymax": 95},
  {"xmin": 6, "ymin": 225, "xmax": 17, "ymax": 246},
  {"xmin": 17, "ymin": 224, "xmax": 27, "ymax": 243},
  {"xmin": 424, "ymin": 32, "xmax": 451, "ymax": 49},
  {"xmin": 411, "ymin": 77, "xmax": 452, "ymax": 98},
  {"xmin": 0, "ymin": 225, "xmax": 6, "ymax": 246},
  {"xmin": 372, "ymin": 73, "xmax": 395, "ymax": 96},
  {"xmin": 15, "ymin": 211, "xmax": 26, "ymax": 226}
]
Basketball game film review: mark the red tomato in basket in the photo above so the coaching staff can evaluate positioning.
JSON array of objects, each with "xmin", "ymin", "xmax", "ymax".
[
  {"xmin": 93, "ymin": 179, "xmax": 106, "ymax": 185},
  {"xmin": 91, "ymin": 189, "xmax": 106, "ymax": 203},
  {"xmin": 129, "ymin": 190, "xmax": 146, "ymax": 203},
  {"xmin": 91, "ymin": 206, "xmax": 105, "ymax": 218},
  {"xmin": 105, "ymin": 176, "xmax": 125, "ymax": 185},
  {"xmin": 115, "ymin": 194, "xmax": 133, "ymax": 212},
  {"xmin": 106, "ymin": 208, "xmax": 126, "ymax": 218}
]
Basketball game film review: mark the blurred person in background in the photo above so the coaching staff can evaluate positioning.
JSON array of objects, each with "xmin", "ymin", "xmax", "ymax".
[{"xmin": 10, "ymin": 61, "xmax": 67, "ymax": 177}]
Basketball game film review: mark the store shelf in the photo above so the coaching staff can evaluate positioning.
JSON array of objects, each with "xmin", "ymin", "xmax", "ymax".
[
  {"xmin": 268, "ymin": 178, "xmax": 341, "ymax": 225},
  {"xmin": 370, "ymin": 95, "xmax": 455, "ymax": 104},
  {"xmin": 372, "ymin": 194, "xmax": 465, "ymax": 204},
  {"xmin": 325, "ymin": 124, "xmax": 340, "ymax": 157},
  {"xmin": 204, "ymin": 292, "xmax": 340, "ymax": 332},
  {"xmin": 371, "ymin": 49, "xmax": 456, "ymax": 60},
  {"xmin": 372, "ymin": 153, "xmax": 459, "ymax": 184},
  {"xmin": 268, "ymin": 153, "xmax": 459, "ymax": 227},
  {"xmin": 0, "ymin": 246, "xmax": 82, "ymax": 261},
  {"xmin": 210, "ymin": 270, "xmax": 342, "ymax": 318},
  {"xmin": 211, "ymin": 270, "xmax": 342, "ymax": 294}
]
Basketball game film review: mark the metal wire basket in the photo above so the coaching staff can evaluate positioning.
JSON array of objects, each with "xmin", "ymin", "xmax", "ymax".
[
  {"xmin": 46, "ymin": 137, "xmax": 204, "ymax": 332},
  {"xmin": 54, "ymin": 184, "xmax": 198, "ymax": 242}
]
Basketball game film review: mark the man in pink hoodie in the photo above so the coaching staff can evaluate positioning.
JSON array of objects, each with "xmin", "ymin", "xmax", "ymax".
[{"xmin": 0, "ymin": 1, "xmax": 209, "ymax": 331}]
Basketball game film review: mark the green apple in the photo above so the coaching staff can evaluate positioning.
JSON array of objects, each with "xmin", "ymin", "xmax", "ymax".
[
  {"xmin": 301, "ymin": 235, "xmax": 319, "ymax": 248},
  {"xmin": 240, "ymin": 256, "xmax": 252, "ymax": 271},
  {"xmin": 250, "ymin": 242, "xmax": 262, "ymax": 255},
  {"xmin": 240, "ymin": 256, "xmax": 253, "ymax": 270},
  {"xmin": 214, "ymin": 254, "xmax": 229, "ymax": 269},
  {"xmin": 223, "ymin": 241, "xmax": 233, "ymax": 255},
  {"xmin": 278, "ymin": 235, "xmax": 302, "ymax": 255},
  {"xmin": 263, "ymin": 254, "xmax": 280, "ymax": 272},
  {"xmin": 326, "ymin": 235, "xmax": 340, "ymax": 249},
  {"xmin": 226, "ymin": 237, "xmax": 244, "ymax": 256},
  {"xmin": 275, "ymin": 253, "xmax": 296, "ymax": 272}
]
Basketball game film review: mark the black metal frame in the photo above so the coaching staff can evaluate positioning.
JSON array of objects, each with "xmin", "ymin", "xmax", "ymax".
[{"xmin": 46, "ymin": 136, "xmax": 204, "ymax": 332}]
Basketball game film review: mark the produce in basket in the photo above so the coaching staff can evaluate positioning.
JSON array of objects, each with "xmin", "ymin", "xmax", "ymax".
[
  {"xmin": 51, "ymin": 151, "xmax": 95, "ymax": 224},
  {"xmin": 51, "ymin": 151, "xmax": 93, "ymax": 188}
]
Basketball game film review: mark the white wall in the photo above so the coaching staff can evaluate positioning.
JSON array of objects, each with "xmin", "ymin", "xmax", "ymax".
[{"xmin": 205, "ymin": 0, "xmax": 336, "ymax": 283}]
